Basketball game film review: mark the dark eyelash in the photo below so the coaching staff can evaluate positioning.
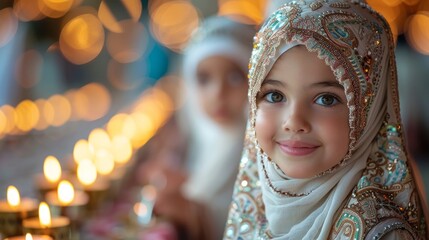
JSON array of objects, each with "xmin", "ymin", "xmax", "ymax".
[{"xmin": 316, "ymin": 92, "xmax": 343, "ymax": 103}]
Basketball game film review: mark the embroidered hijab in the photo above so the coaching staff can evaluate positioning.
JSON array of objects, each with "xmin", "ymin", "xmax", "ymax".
[{"xmin": 224, "ymin": 1, "xmax": 428, "ymax": 239}]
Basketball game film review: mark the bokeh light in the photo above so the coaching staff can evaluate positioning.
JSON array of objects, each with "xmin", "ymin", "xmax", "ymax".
[
  {"xmin": 14, "ymin": 100, "xmax": 40, "ymax": 132},
  {"xmin": 38, "ymin": 0, "xmax": 75, "ymax": 18},
  {"xmin": 110, "ymin": 135, "xmax": 132, "ymax": 164},
  {"xmin": 405, "ymin": 11, "xmax": 429, "ymax": 55},
  {"xmin": 13, "ymin": 0, "xmax": 45, "ymax": 21},
  {"xmin": 106, "ymin": 20, "xmax": 147, "ymax": 63},
  {"xmin": 98, "ymin": 0, "xmax": 142, "ymax": 33},
  {"xmin": 94, "ymin": 148, "xmax": 115, "ymax": 175},
  {"xmin": 0, "ymin": 8, "xmax": 19, "ymax": 47},
  {"xmin": 59, "ymin": 12, "xmax": 104, "ymax": 64},
  {"xmin": 88, "ymin": 128, "xmax": 111, "ymax": 151},
  {"xmin": 218, "ymin": 0, "xmax": 266, "ymax": 25},
  {"xmin": 79, "ymin": 83, "xmax": 111, "ymax": 121},
  {"xmin": 34, "ymin": 99, "xmax": 54, "ymax": 131},
  {"xmin": 150, "ymin": 0, "xmax": 200, "ymax": 52},
  {"xmin": 48, "ymin": 94, "xmax": 72, "ymax": 127},
  {"xmin": 1, "ymin": 105, "xmax": 16, "ymax": 135},
  {"xmin": 73, "ymin": 139, "xmax": 94, "ymax": 165}
]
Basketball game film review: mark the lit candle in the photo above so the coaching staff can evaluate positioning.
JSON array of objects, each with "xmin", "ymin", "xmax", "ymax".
[
  {"xmin": 45, "ymin": 180, "xmax": 88, "ymax": 226},
  {"xmin": 35, "ymin": 156, "xmax": 66, "ymax": 200},
  {"xmin": 22, "ymin": 202, "xmax": 70, "ymax": 240},
  {"xmin": 76, "ymin": 159, "xmax": 108, "ymax": 215},
  {"xmin": 0, "ymin": 186, "xmax": 38, "ymax": 238},
  {"xmin": 4, "ymin": 233, "xmax": 53, "ymax": 240}
]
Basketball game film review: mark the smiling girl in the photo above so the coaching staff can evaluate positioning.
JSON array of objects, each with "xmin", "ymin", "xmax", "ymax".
[{"xmin": 224, "ymin": 0, "xmax": 428, "ymax": 239}]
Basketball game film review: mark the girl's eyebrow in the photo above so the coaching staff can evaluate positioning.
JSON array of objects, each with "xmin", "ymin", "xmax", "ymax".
[
  {"xmin": 261, "ymin": 79, "xmax": 285, "ymax": 87},
  {"xmin": 312, "ymin": 80, "xmax": 344, "ymax": 89}
]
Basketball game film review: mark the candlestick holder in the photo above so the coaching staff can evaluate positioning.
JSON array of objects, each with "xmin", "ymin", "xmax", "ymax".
[
  {"xmin": 0, "ymin": 199, "xmax": 38, "ymax": 238},
  {"xmin": 4, "ymin": 233, "xmax": 53, "ymax": 240},
  {"xmin": 23, "ymin": 216, "xmax": 71, "ymax": 240}
]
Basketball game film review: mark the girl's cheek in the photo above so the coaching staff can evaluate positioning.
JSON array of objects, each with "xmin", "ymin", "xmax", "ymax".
[{"xmin": 255, "ymin": 110, "xmax": 275, "ymax": 151}]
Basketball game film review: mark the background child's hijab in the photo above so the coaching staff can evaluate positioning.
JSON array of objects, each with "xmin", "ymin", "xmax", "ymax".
[
  {"xmin": 179, "ymin": 16, "xmax": 255, "ymax": 240},
  {"xmin": 226, "ymin": 0, "xmax": 428, "ymax": 239}
]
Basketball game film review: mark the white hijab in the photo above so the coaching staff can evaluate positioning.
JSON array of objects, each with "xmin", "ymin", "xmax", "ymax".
[{"xmin": 179, "ymin": 16, "xmax": 255, "ymax": 239}]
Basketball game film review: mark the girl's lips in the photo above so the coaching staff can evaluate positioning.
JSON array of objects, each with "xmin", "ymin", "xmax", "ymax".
[{"xmin": 277, "ymin": 140, "xmax": 319, "ymax": 156}]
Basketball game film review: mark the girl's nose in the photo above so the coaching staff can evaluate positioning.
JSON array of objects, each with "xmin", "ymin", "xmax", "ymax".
[{"xmin": 282, "ymin": 105, "xmax": 311, "ymax": 133}]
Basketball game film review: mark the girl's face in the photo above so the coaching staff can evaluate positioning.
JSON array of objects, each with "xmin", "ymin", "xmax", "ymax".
[
  {"xmin": 196, "ymin": 56, "xmax": 248, "ymax": 126},
  {"xmin": 255, "ymin": 46, "xmax": 350, "ymax": 179}
]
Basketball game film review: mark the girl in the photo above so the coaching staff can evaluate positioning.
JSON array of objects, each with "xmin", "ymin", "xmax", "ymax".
[
  {"xmin": 224, "ymin": 0, "xmax": 428, "ymax": 239},
  {"xmin": 137, "ymin": 16, "xmax": 256, "ymax": 240}
]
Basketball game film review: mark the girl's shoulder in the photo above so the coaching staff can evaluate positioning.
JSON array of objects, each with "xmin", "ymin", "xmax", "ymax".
[{"xmin": 331, "ymin": 186, "xmax": 426, "ymax": 240}]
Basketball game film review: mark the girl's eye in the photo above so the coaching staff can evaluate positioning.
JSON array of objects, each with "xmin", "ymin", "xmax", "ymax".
[
  {"xmin": 315, "ymin": 94, "xmax": 340, "ymax": 106},
  {"xmin": 265, "ymin": 92, "xmax": 284, "ymax": 103},
  {"xmin": 227, "ymin": 70, "xmax": 245, "ymax": 86},
  {"xmin": 197, "ymin": 73, "xmax": 210, "ymax": 86}
]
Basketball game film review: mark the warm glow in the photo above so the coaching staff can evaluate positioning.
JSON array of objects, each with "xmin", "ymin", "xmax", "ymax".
[
  {"xmin": 1, "ymin": 105, "xmax": 16, "ymax": 134},
  {"xmin": 65, "ymin": 89, "xmax": 89, "ymax": 121},
  {"xmin": 218, "ymin": 0, "xmax": 265, "ymax": 24},
  {"xmin": 107, "ymin": 113, "xmax": 128, "ymax": 139},
  {"xmin": 79, "ymin": 83, "xmax": 111, "ymax": 121},
  {"xmin": 14, "ymin": 100, "xmax": 40, "ymax": 132},
  {"xmin": 150, "ymin": 1, "xmax": 200, "ymax": 52},
  {"xmin": 88, "ymin": 128, "xmax": 111, "ymax": 150},
  {"xmin": 0, "ymin": 8, "xmax": 19, "ymax": 47},
  {"xmin": 7, "ymin": 186, "xmax": 20, "ymax": 207},
  {"xmin": 26, "ymin": 233, "xmax": 33, "ymax": 240},
  {"xmin": 34, "ymin": 99, "xmax": 54, "ymax": 131},
  {"xmin": 94, "ymin": 149, "xmax": 115, "ymax": 175},
  {"xmin": 406, "ymin": 12, "xmax": 429, "ymax": 55},
  {"xmin": 151, "ymin": 87, "xmax": 174, "ymax": 113},
  {"xmin": 111, "ymin": 135, "xmax": 133, "ymax": 164},
  {"xmin": 43, "ymin": 156, "xmax": 62, "ymax": 183},
  {"xmin": 39, "ymin": 202, "xmax": 51, "ymax": 227},
  {"xmin": 122, "ymin": 115, "xmax": 138, "ymax": 140},
  {"xmin": 73, "ymin": 139, "xmax": 94, "ymax": 164},
  {"xmin": 155, "ymin": 75, "xmax": 184, "ymax": 110},
  {"xmin": 57, "ymin": 180, "xmax": 74, "ymax": 205},
  {"xmin": 77, "ymin": 158, "xmax": 97, "ymax": 186},
  {"xmin": 106, "ymin": 20, "xmax": 147, "ymax": 63},
  {"xmin": 60, "ymin": 13, "xmax": 105, "ymax": 64},
  {"xmin": 13, "ymin": 0, "xmax": 45, "ymax": 21},
  {"xmin": 0, "ymin": 109, "xmax": 8, "ymax": 137},
  {"xmin": 98, "ymin": 0, "xmax": 142, "ymax": 33},
  {"xmin": 135, "ymin": 95, "xmax": 169, "ymax": 129},
  {"xmin": 47, "ymin": 94, "xmax": 72, "ymax": 127},
  {"xmin": 38, "ymin": 0, "xmax": 75, "ymax": 18},
  {"xmin": 130, "ymin": 112, "xmax": 155, "ymax": 149}
]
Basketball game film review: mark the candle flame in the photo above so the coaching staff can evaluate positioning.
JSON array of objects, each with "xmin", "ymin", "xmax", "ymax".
[
  {"xmin": 39, "ymin": 202, "xmax": 51, "ymax": 227},
  {"xmin": 57, "ymin": 180, "xmax": 74, "ymax": 205},
  {"xmin": 26, "ymin": 233, "xmax": 33, "ymax": 240},
  {"xmin": 7, "ymin": 185, "xmax": 20, "ymax": 207},
  {"xmin": 43, "ymin": 155, "xmax": 62, "ymax": 183},
  {"xmin": 77, "ymin": 158, "xmax": 97, "ymax": 185}
]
